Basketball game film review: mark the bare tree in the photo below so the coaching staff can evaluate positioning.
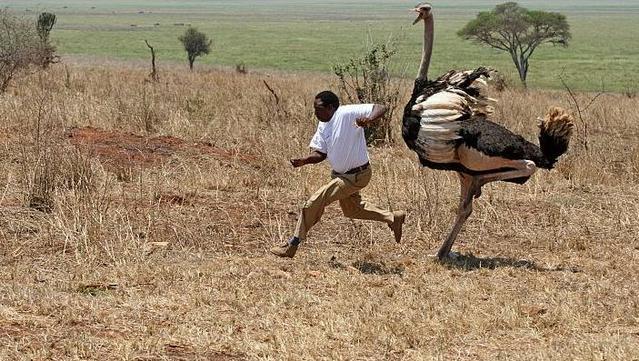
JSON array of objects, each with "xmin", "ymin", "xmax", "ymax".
[
  {"xmin": 144, "ymin": 40, "xmax": 159, "ymax": 82},
  {"xmin": 0, "ymin": 10, "xmax": 46, "ymax": 92}
]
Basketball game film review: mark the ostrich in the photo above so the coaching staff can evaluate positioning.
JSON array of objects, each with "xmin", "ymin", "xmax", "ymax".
[{"xmin": 403, "ymin": 3, "xmax": 575, "ymax": 260}]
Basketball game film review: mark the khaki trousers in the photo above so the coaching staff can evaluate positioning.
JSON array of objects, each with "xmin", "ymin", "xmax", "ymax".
[{"xmin": 294, "ymin": 166, "xmax": 394, "ymax": 242}]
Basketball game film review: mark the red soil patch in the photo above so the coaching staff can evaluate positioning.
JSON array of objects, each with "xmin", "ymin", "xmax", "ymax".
[{"xmin": 67, "ymin": 127, "xmax": 257, "ymax": 169}]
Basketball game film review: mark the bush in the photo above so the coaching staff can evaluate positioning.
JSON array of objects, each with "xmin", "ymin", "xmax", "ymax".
[
  {"xmin": 235, "ymin": 62, "xmax": 248, "ymax": 74},
  {"xmin": 491, "ymin": 72, "xmax": 510, "ymax": 92},
  {"xmin": 0, "ymin": 10, "xmax": 48, "ymax": 92},
  {"xmin": 333, "ymin": 42, "xmax": 402, "ymax": 144}
]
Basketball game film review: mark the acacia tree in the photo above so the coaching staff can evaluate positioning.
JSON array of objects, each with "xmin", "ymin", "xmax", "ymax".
[
  {"xmin": 178, "ymin": 27, "xmax": 211, "ymax": 70},
  {"xmin": 458, "ymin": 2, "xmax": 570, "ymax": 86},
  {"xmin": 0, "ymin": 10, "xmax": 45, "ymax": 93}
]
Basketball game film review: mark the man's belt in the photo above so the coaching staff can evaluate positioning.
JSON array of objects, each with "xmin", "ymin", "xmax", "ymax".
[{"xmin": 343, "ymin": 162, "xmax": 370, "ymax": 175}]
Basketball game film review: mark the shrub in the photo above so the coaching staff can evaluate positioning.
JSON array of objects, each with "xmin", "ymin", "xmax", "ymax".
[
  {"xmin": 236, "ymin": 62, "xmax": 248, "ymax": 74},
  {"xmin": 333, "ymin": 42, "xmax": 402, "ymax": 144},
  {"xmin": 0, "ymin": 10, "xmax": 48, "ymax": 92}
]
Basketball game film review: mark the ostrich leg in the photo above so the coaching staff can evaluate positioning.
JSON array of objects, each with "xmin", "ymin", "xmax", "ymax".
[
  {"xmin": 475, "ymin": 160, "xmax": 537, "ymax": 186},
  {"xmin": 436, "ymin": 160, "xmax": 537, "ymax": 259},
  {"xmin": 437, "ymin": 173, "xmax": 477, "ymax": 259}
]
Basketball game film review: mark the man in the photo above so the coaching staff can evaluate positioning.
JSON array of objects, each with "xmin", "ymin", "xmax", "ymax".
[{"xmin": 270, "ymin": 90, "xmax": 405, "ymax": 258}]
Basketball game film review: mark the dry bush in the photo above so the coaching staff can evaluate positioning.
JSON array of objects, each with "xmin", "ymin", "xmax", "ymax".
[
  {"xmin": 623, "ymin": 85, "xmax": 636, "ymax": 99},
  {"xmin": 490, "ymin": 71, "xmax": 511, "ymax": 92},
  {"xmin": 0, "ymin": 62, "xmax": 637, "ymax": 360},
  {"xmin": 333, "ymin": 41, "xmax": 403, "ymax": 144},
  {"xmin": 235, "ymin": 62, "xmax": 248, "ymax": 74},
  {"xmin": 0, "ymin": 10, "xmax": 50, "ymax": 93}
]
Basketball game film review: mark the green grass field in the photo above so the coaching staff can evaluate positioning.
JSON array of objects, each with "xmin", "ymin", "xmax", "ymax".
[{"xmin": 5, "ymin": 0, "xmax": 639, "ymax": 91}]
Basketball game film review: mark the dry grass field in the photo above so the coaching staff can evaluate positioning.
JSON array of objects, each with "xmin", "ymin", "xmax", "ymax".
[{"xmin": 0, "ymin": 63, "xmax": 638, "ymax": 360}]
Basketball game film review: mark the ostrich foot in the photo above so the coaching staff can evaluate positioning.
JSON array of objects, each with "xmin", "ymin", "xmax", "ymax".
[
  {"xmin": 472, "ymin": 184, "xmax": 482, "ymax": 199},
  {"xmin": 436, "ymin": 250, "xmax": 461, "ymax": 261},
  {"xmin": 448, "ymin": 251, "xmax": 461, "ymax": 260}
]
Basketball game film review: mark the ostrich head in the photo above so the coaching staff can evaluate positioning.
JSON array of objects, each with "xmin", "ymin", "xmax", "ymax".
[
  {"xmin": 412, "ymin": 2, "xmax": 432, "ymax": 25},
  {"xmin": 412, "ymin": 2, "xmax": 434, "ymax": 81}
]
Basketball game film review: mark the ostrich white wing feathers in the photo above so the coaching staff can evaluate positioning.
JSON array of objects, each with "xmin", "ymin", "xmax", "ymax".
[
  {"xmin": 406, "ymin": 68, "xmax": 497, "ymax": 164},
  {"xmin": 411, "ymin": 90, "xmax": 469, "ymax": 163}
]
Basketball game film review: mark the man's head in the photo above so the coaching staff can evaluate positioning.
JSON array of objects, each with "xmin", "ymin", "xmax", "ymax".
[{"xmin": 314, "ymin": 91, "xmax": 340, "ymax": 122}]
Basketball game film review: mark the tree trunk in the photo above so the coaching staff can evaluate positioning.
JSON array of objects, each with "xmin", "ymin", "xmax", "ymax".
[
  {"xmin": 510, "ymin": 51, "xmax": 528, "ymax": 88},
  {"xmin": 518, "ymin": 65, "xmax": 527, "ymax": 87},
  {"xmin": 188, "ymin": 55, "xmax": 195, "ymax": 70},
  {"xmin": 519, "ymin": 54, "xmax": 529, "ymax": 87}
]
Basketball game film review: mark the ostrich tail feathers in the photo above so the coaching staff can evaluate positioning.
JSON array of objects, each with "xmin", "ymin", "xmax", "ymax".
[
  {"xmin": 540, "ymin": 107, "xmax": 575, "ymax": 142},
  {"xmin": 538, "ymin": 107, "xmax": 575, "ymax": 168}
]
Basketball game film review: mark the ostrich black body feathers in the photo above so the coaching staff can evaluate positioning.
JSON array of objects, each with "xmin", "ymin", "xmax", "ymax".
[
  {"xmin": 458, "ymin": 117, "xmax": 550, "ymax": 169},
  {"xmin": 401, "ymin": 67, "xmax": 563, "ymax": 183}
]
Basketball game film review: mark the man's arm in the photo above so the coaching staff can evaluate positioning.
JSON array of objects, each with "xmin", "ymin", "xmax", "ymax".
[
  {"xmin": 290, "ymin": 150, "xmax": 327, "ymax": 168},
  {"xmin": 355, "ymin": 104, "xmax": 388, "ymax": 127}
]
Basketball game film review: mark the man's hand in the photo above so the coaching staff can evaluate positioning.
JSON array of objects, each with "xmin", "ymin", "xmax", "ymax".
[
  {"xmin": 290, "ymin": 151, "xmax": 326, "ymax": 168},
  {"xmin": 290, "ymin": 158, "xmax": 306, "ymax": 168},
  {"xmin": 355, "ymin": 117, "xmax": 372, "ymax": 128},
  {"xmin": 356, "ymin": 104, "xmax": 388, "ymax": 128}
]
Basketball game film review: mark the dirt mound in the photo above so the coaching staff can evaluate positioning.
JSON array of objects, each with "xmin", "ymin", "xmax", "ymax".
[{"xmin": 67, "ymin": 127, "xmax": 256, "ymax": 169}]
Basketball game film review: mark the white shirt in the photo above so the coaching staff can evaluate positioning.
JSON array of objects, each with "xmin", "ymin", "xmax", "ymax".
[{"xmin": 309, "ymin": 104, "xmax": 373, "ymax": 173}]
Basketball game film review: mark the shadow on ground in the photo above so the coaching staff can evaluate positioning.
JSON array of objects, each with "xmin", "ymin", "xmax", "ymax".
[
  {"xmin": 329, "ymin": 256, "xmax": 405, "ymax": 276},
  {"xmin": 441, "ymin": 253, "xmax": 582, "ymax": 272}
]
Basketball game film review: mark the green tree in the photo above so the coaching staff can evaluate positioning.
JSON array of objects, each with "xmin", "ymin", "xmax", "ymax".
[
  {"xmin": 36, "ymin": 12, "xmax": 58, "ymax": 68},
  {"xmin": 178, "ymin": 27, "xmax": 211, "ymax": 70},
  {"xmin": 37, "ymin": 12, "xmax": 56, "ymax": 42},
  {"xmin": 458, "ymin": 2, "xmax": 570, "ymax": 86}
]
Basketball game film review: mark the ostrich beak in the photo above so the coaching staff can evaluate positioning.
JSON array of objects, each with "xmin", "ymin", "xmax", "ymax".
[{"xmin": 412, "ymin": 9, "xmax": 422, "ymax": 25}]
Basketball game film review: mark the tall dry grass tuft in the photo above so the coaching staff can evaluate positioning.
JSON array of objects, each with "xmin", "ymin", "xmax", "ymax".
[{"xmin": 0, "ymin": 62, "xmax": 637, "ymax": 360}]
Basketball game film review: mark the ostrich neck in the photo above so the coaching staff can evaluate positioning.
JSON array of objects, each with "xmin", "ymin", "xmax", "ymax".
[{"xmin": 417, "ymin": 15, "xmax": 434, "ymax": 81}]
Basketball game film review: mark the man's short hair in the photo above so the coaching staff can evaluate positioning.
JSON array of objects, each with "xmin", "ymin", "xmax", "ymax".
[{"xmin": 315, "ymin": 91, "xmax": 340, "ymax": 109}]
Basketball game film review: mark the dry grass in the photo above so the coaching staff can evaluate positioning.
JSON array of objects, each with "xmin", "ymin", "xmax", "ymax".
[{"xmin": 0, "ymin": 63, "xmax": 638, "ymax": 360}]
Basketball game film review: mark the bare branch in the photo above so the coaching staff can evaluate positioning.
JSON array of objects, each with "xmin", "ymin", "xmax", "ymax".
[
  {"xmin": 558, "ymin": 69, "xmax": 603, "ymax": 152},
  {"xmin": 144, "ymin": 40, "xmax": 159, "ymax": 82},
  {"xmin": 262, "ymin": 80, "xmax": 279, "ymax": 105}
]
